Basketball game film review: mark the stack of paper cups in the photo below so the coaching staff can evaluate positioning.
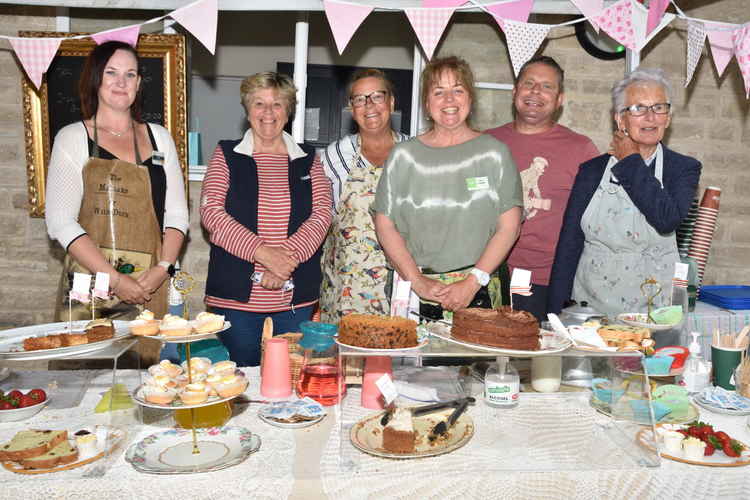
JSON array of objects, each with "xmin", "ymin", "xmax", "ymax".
[
  {"xmin": 676, "ymin": 197, "xmax": 699, "ymax": 259},
  {"xmin": 686, "ymin": 187, "xmax": 721, "ymax": 290}
]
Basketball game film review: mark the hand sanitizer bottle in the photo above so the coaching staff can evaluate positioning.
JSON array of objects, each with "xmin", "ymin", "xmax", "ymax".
[
  {"xmin": 678, "ymin": 332, "xmax": 710, "ymax": 393},
  {"xmin": 485, "ymin": 356, "xmax": 519, "ymax": 408}
]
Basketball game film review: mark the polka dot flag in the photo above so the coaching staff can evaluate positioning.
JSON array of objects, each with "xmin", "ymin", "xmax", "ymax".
[{"xmin": 503, "ymin": 20, "xmax": 550, "ymax": 77}]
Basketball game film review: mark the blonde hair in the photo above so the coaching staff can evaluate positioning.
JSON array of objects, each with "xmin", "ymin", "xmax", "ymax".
[
  {"xmin": 420, "ymin": 56, "xmax": 476, "ymax": 128},
  {"xmin": 347, "ymin": 68, "xmax": 396, "ymax": 101},
  {"xmin": 240, "ymin": 72, "xmax": 297, "ymax": 118}
]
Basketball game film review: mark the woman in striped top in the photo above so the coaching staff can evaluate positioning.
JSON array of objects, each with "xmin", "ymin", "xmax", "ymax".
[{"xmin": 200, "ymin": 72, "xmax": 332, "ymax": 366}]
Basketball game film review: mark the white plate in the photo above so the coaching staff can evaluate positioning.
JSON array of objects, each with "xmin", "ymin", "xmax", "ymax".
[
  {"xmin": 693, "ymin": 395, "xmax": 750, "ymax": 416},
  {"xmin": 335, "ymin": 338, "xmax": 428, "ymax": 352},
  {"xmin": 0, "ymin": 320, "xmax": 131, "ymax": 360},
  {"xmin": 0, "ymin": 397, "xmax": 49, "ymax": 423},
  {"xmin": 426, "ymin": 322, "xmax": 570, "ymax": 356},
  {"xmin": 132, "ymin": 384, "xmax": 245, "ymax": 410},
  {"xmin": 0, "ymin": 367, "xmax": 10, "ymax": 383},
  {"xmin": 258, "ymin": 412, "xmax": 326, "ymax": 428},
  {"xmin": 617, "ymin": 313, "xmax": 680, "ymax": 331},
  {"xmin": 125, "ymin": 426, "xmax": 261, "ymax": 474},
  {"xmin": 150, "ymin": 321, "xmax": 232, "ymax": 343},
  {"xmin": 637, "ymin": 424, "xmax": 750, "ymax": 467}
]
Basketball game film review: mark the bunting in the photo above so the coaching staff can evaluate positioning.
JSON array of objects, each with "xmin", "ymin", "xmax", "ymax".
[
  {"xmin": 170, "ymin": 0, "xmax": 218, "ymax": 54},
  {"xmin": 733, "ymin": 24, "xmax": 750, "ymax": 98},
  {"xmin": 324, "ymin": 1, "xmax": 373, "ymax": 55},
  {"xmin": 421, "ymin": 0, "xmax": 466, "ymax": 6},
  {"xmin": 570, "ymin": 0, "xmax": 603, "ymax": 32},
  {"xmin": 635, "ymin": 3, "xmax": 675, "ymax": 52},
  {"xmin": 502, "ymin": 20, "xmax": 550, "ymax": 76},
  {"xmin": 486, "ymin": 0, "xmax": 534, "ymax": 31},
  {"xmin": 91, "ymin": 25, "xmax": 141, "ymax": 47},
  {"xmin": 594, "ymin": 0, "xmax": 635, "ymax": 51},
  {"xmin": 685, "ymin": 20, "xmax": 706, "ymax": 87},
  {"xmin": 405, "ymin": 7, "xmax": 456, "ymax": 60},
  {"xmin": 706, "ymin": 23, "xmax": 736, "ymax": 77},
  {"xmin": 646, "ymin": 0, "xmax": 670, "ymax": 36},
  {"xmin": 8, "ymin": 36, "xmax": 62, "ymax": 90}
]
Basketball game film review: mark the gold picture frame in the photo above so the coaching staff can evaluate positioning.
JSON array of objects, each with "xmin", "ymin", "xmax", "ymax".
[{"xmin": 20, "ymin": 32, "xmax": 187, "ymax": 217}]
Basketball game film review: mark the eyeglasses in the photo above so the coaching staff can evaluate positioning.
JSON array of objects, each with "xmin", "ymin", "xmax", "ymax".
[
  {"xmin": 620, "ymin": 102, "xmax": 671, "ymax": 116},
  {"xmin": 350, "ymin": 90, "xmax": 388, "ymax": 108}
]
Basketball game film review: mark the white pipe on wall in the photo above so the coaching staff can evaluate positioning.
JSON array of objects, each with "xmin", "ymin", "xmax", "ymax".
[
  {"xmin": 410, "ymin": 45, "xmax": 425, "ymax": 136},
  {"xmin": 292, "ymin": 15, "xmax": 309, "ymax": 143},
  {"xmin": 55, "ymin": 6, "xmax": 69, "ymax": 31}
]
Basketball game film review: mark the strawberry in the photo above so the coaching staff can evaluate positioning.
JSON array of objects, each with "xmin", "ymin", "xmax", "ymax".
[
  {"xmin": 704, "ymin": 442, "xmax": 715, "ymax": 456},
  {"xmin": 723, "ymin": 439, "xmax": 743, "ymax": 458}
]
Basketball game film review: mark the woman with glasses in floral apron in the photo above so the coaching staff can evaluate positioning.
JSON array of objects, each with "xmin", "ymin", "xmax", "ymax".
[
  {"xmin": 46, "ymin": 41, "xmax": 189, "ymax": 330},
  {"xmin": 548, "ymin": 68, "xmax": 701, "ymax": 318}
]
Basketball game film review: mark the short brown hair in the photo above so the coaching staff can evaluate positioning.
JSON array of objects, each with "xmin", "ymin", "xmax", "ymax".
[
  {"xmin": 79, "ymin": 41, "xmax": 142, "ymax": 121},
  {"xmin": 347, "ymin": 68, "xmax": 396, "ymax": 103},
  {"xmin": 240, "ymin": 72, "xmax": 297, "ymax": 119},
  {"xmin": 516, "ymin": 56, "xmax": 565, "ymax": 93},
  {"xmin": 420, "ymin": 56, "xmax": 476, "ymax": 128}
]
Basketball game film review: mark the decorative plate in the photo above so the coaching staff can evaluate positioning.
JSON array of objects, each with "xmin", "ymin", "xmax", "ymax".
[
  {"xmin": 636, "ymin": 424, "xmax": 750, "ymax": 467},
  {"xmin": 590, "ymin": 395, "xmax": 699, "ymax": 425},
  {"xmin": 132, "ymin": 384, "xmax": 245, "ymax": 410},
  {"xmin": 693, "ymin": 395, "xmax": 750, "ymax": 416},
  {"xmin": 426, "ymin": 322, "xmax": 570, "ymax": 356},
  {"xmin": 0, "ymin": 320, "xmax": 131, "ymax": 360},
  {"xmin": 350, "ymin": 408, "xmax": 474, "ymax": 459},
  {"xmin": 617, "ymin": 313, "xmax": 680, "ymax": 332},
  {"xmin": 257, "ymin": 399, "xmax": 326, "ymax": 428},
  {"xmin": 125, "ymin": 426, "xmax": 260, "ymax": 474},
  {"xmin": 335, "ymin": 338, "xmax": 428, "ymax": 352},
  {"xmin": 151, "ymin": 321, "xmax": 232, "ymax": 343}
]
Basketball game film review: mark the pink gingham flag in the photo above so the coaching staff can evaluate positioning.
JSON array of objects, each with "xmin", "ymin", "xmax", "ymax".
[
  {"xmin": 9, "ymin": 36, "xmax": 62, "ymax": 90},
  {"xmin": 706, "ymin": 22, "xmax": 737, "ymax": 77},
  {"xmin": 732, "ymin": 23, "xmax": 750, "ymax": 98},
  {"xmin": 324, "ymin": 1, "xmax": 373, "ymax": 55},
  {"xmin": 570, "ymin": 0, "xmax": 604, "ymax": 32},
  {"xmin": 170, "ymin": 0, "xmax": 218, "ymax": 54},
  {"xmin": 502, "ymin": 20, "xmax": 550, "ymax": 77},
  {"xmin": 91, "ymin": 24, "xmax": 141, "ymax": 47},
  {"xmin": 405, "ymin": 7, "xmax": 456, "ymax": 60},
  {"xmin": 594, "ymin": 0, "xmax": 635, "ymax": 50},
  {"xmin": 422, "ymin": 0, "xmax": 466, "ymax": 6},
  {"xmin": 686, "ymin": 20, "xmax": 707, "ymax": 87}
]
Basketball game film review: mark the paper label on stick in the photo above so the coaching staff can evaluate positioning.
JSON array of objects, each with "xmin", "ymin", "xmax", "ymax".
[
  {"xmin": 375, "ymin": 373, "xmax": 398, "ymax": 404},
  {"xmin": 71, "ymin": 272, "xmax": 91, "ymax": 303},
  {"xmin": 93, "ymin": 272, "xmax": 110, "ymax": 299},
  {"xmin": 674, "ymin": 262, "xmax": 689, "ymax": 281},
  {"xmin": 510, "ymin": 268, "xmax": 531, "ymax": 288}
]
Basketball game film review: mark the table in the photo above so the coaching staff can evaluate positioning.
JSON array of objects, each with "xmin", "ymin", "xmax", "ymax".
[
  {"xmin": 2, "ymin": 366, "xmax": 750, "ymax": 499},
  {"xmin": 684, "ymin": 301, "xmax": 750, "ymax": 360}
]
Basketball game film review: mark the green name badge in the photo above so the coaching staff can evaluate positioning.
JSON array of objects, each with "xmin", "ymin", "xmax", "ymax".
[{"xmin": 466, "ymin": 176, "xmax": 489, "ymax": 191}]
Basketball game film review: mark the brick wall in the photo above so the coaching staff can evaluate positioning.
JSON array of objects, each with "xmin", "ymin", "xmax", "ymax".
[{"xmin": 0, "ymin": 2, "xmax": 747, "ymax": 329}]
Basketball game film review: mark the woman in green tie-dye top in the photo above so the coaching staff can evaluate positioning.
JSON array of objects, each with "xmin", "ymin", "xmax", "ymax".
[{"xmin": 373, "ymin": 56, "xmax": 523, "ymax": 321}]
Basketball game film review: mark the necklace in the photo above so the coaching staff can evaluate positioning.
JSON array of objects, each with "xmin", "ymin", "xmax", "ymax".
[{"xmin": 98, "ymin": 125, "xmax": 129, "ymax": 137}]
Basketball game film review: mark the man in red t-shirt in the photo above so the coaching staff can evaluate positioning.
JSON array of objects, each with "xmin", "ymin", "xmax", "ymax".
[{"xmin": 486, "ymin": 56, "xmax": 599, "ymax": 322}]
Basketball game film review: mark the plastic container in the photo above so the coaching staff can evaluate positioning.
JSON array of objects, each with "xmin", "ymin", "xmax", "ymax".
[
  {"xmin": 677, "ymin": 332, "xmax": 711, "ymax": 393},
  {"xmin": 531, "ymin": 357, "xmax": 561, "ymax": 393},
  {"xmin": 296, "ymin": 321, "xmax": 345, "ymax": 406},
  {"xmin": 485, "ymin": 356, "xmax": 519, "ymax": 408}
]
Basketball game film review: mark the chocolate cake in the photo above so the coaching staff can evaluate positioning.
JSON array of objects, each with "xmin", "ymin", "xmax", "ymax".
[
  {"xmin": 382, "ymin": 408, "xmax": 415, "ymax": 453},
  {"xmin": 338, "ymin": 314, "xmax": 417, "ymax": 349},
  {"xmin": 451, "ymin": 306, "xmax": 540, "ymax": 350},
  {"xmin": 85, "ymin": 318, "xmax": 115, "ymax": 343}
]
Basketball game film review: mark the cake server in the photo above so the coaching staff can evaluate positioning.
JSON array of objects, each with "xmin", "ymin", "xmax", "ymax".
[
  {"xmin": 428, "ymin": 398, "xmax": 471, "ymax": 442},
  {"xmin": 380, "ymin": 397, "xmax": 475, "ymax": 426}
]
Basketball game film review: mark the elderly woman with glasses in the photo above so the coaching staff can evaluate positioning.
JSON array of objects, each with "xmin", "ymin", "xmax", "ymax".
[
  {"xmin": 319, "ymin": 69, "xmax": 408, "ymax": 322},
  {"xmin": 548, "ymin": 68, "xmax": 701, "ymax": 317}
]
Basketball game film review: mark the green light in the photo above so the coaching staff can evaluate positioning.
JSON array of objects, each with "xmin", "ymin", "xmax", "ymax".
[{"xmin": 616, "ymin": 46, "xmax": 625, "ymax": 53}]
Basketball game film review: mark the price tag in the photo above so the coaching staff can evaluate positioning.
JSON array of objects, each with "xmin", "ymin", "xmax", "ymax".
[
  {"xmin": 71, "ymin": 272, "xmax": 92, "ymax": 303},
  {"xmin": 93, "ymin": 272, "xmax": 110, "ymax": 299},
  {"xmin": 375, "ymin": 373, "xmax": 398, "ymax": 405},
  {"xmin": 510, "ymin": 268, "xmax": 532, "ymax": 288}
]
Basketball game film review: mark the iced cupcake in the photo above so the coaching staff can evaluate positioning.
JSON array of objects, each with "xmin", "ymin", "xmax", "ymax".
[
  {"xmin": 130, "ymin": 309, "xmax": 160, "ymax": 336},
  {"xmin": 193, "ymin": 312, "xmax": 225, "ymax": 334},
  {"xmin": 209, "ymin": 360, "xmax": 237, "ymax": 377},
  {"xmin": 148, "ymin": 360, "xmax": 183, "ymax": 378},
  {"xmin": 159, "ymin": 314, "xmax": 192, "ymax": 336},
  {"xmin": 206, "ymin": 373, "xmax": 223, "ymax": 396},
  {"xmin": 181, "ymin": 357, "xmax": 212, "ymax": 374},
  {"xmin": 143, "ymin": 385, "xmax": 178, "ymax": 405},
  {"xmin": 214, "ymin": 374, "xmax": 248, "ymax": 398},
  {"xmin": 179, "ymin": 383, "xmax": 209, "ymax": 405},
  {"xmin": 144, "ymin": 373, "xmax": 176, "ymax": 390},
  {"xmin": 174, "ymin": 371, "xmax": 207, "ymax": 388}
]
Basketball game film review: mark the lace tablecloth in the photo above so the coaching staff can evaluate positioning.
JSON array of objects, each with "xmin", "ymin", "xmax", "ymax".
[
  {"xmin": 321, "ymin": 389, "xmax": 750, "ymax": 499},
  {"xmin": 0, "ymin": 368, "xmax": 295, "ymax": 500}
]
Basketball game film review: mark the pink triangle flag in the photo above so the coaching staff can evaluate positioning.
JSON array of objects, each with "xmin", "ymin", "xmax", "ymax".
[
  {"xmin": 324, "ymin": 1, "xmax": 373, "ymax": 55},
  {"xmin": 732, "ymin": 24, "xmax": 750, "ymax": 98},
  {"xmin": 486, "ymin": 0, "xmax": 534, "ymax": 30},
  {"xmin": 570, "ymin": 0, "xmax": 603, "ymax": 32},
  {"xmin": 685, "ymin": 20, "xmax": 706, "ymax": 87},
  {"xmin": 91, "ymin": 24, "xmax": 141, "ymax": 47},
  {"xmin": 594, "ymin": 0, "xmax": 635, "ymax": 51},
  {"xmin": 706, "ymin": 23, "xmax": 737, "ymax": 77},
  {"xmin": 422, "ymin": 0, "xmax": 466, "ymax": 6},
  {"xmin": 9, "ymin": 36, "xmax": 62, "ymax": 90},
  {"xmin": 646, "ymin": 0, "xmax": 669, "ymax": 36},
  {"xmin": 405, "ymin": 8, "xmax": 456, "ymax": 60},
  {"xmin": 503, "ymin": 20, "xmax": 550, "ymax": 76},
  {"xmin": 170, "ymin": 0, "xmax": 218, "ymax": 54}
]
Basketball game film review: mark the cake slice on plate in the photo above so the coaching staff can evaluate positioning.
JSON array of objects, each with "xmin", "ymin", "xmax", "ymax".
[
  {"xmin": 0, "ymin": 430, "xmax": 68, "ymax": 461},
  {"xmin": 19, "ymin": 440, "xmax": 79, "ymax": 469},
  {"xmin": 382, "ymin": 408, "xmax": 416, "ymax": 453}
]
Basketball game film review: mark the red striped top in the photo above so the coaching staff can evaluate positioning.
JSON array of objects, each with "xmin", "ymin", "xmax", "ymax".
[{"xmin": 200, "ymin": 146, "xmax": 332, "ymax": 312}]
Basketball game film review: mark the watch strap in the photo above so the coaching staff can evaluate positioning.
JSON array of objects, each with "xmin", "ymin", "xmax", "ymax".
[{"xmin": 157, "ymin": 261, "xmax": 175, "ymax": 277}]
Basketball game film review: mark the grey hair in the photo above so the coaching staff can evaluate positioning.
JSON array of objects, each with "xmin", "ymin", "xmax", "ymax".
[{"xmin": 612, "ymin": 68, "xmax": 673, "ymax": 113}]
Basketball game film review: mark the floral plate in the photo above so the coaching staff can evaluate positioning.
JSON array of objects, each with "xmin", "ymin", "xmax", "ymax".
[{"xmin": 125, "ymin": 426, "xmax": 260, "ymax": 474}]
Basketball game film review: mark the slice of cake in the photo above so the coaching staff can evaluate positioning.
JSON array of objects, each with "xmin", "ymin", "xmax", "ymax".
[
  {"xmin": 382, "ymin": 408, "xmax": 416, "ymax": 453},
  {"xmin": 19, "ymin": 440, "xmax": 79, "ymax": 469},
  {"xmin": 85, "ymin": 318, "xmax": 115, "ymax": 343},
  {"xmin": 0, "ymin": 430, "xmax": 68, "ymax": 461},
  {"xmin": 338, "ymin": 314, "xmax": 417, "ymax": 349}
]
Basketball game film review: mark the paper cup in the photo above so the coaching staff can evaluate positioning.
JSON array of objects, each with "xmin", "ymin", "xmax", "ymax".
[
  {"xmin": 361, "ymin": 356, "xmax": 393, "ymax": 409},
  {"xmin": 261, "ymin": 338, "xmax": 292, "ymax": 398},
  {"xmin": 711, "ymin": 345, "xmax": 745, "ymax": 390}
]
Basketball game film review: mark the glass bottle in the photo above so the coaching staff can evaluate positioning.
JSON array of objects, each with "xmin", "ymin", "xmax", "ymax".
[
  {"xmin": 296, "ymin": 321, "xmax": 345, "ymax": 406},
  {"xmin": 485, "ymin": 356, "xmax": 519, "ymax": 408}
]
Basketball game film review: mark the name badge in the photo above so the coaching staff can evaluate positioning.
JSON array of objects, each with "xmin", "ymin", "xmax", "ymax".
[
  {"xmin": 466, "ymin": 176, "xmax": 489, "ymax": 191},
  {"xmin": 300, "ymin": 175, "xmax": 311, "ymax": 181},
  {"xmin": 151, "ymin": 151, "xmax": 165, "ymax": 166}
]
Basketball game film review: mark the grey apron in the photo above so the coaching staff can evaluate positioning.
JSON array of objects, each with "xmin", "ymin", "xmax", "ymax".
[{"xmin": 572, "ymin": 144, "xmax": 679, "ymax": 318}]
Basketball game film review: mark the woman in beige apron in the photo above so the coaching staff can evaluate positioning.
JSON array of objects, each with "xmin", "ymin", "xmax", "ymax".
[{"xmin": 46, "ymin": 41, "xmax": 188, "ymax": 360}]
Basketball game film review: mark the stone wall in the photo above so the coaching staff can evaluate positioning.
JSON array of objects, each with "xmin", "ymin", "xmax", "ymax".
[{"xmin": 0, "ymin": 1, "xmax": 748, "ymax": 329}]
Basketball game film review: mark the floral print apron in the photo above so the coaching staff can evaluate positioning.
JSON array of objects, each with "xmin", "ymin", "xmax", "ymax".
[{"xmin": 572, "ymin": 144, "xmax": 679, "ymax": 318}]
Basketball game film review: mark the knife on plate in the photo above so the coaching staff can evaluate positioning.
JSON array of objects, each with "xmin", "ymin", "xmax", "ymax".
[{"xmin": 428, "ymin": 398, "xmax": 470, "ymax": 442}]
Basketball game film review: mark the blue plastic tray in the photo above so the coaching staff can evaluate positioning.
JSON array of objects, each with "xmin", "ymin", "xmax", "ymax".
[{"xmin": 700, "ymin": 285, "xmax": 750, "ymax": 300}]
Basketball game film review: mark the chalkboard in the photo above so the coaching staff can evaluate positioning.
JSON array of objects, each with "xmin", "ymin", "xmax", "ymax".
[
  {"xmin": 45, "ymin": 55, "xmax": 166, "ymax": 151},
  {"xmin": 20, "ymin": 33, "xmax": 187, "ymax": 217}
]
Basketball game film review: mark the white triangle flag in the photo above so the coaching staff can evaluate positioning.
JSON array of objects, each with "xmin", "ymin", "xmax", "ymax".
[
  {"xmin": 170, "ymin": 0, "xmax": 218, "ymax": 55},
  {"xmin": 685, "ymin": 20, "xmax": 707, "ymax": 87},
  {"xmin": 324, "ymin": 1, "xmax": 373, "ymax": 55},
  {"xmin": 502, "ymin": 20, "xmax": 550, "ymax": 77},
  {"xmin": 569, "ymin": 0, "xmax": 604, "ymax": 32},
  {"xmin": 405, "ymin": 8, "xmax": 455, "ymax": 60},
  {"xmin": 635, "ymin": 7, "xmax": 675, "ymax": 51}
]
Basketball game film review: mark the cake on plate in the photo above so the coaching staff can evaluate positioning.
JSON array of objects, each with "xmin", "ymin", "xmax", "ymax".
[
  {"xmin": 382, "ymin": 408, "xmax": 415, "ymax": 453},
  {"xmin": 451, "ymin": 306, "xmax": 540, "ymax": 350},
  {"xmin": 338, "ymin": 314, "xmax": 417, "ymax": 349}
]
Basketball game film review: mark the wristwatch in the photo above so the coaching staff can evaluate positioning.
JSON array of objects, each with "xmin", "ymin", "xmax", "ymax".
[
  {"xmin": 469, "ymin": 268, "xmax": 490, "ymax": 287},
  {"xmin": 157, "ymin": 261, "xmax": 176, "ymax": 277}
]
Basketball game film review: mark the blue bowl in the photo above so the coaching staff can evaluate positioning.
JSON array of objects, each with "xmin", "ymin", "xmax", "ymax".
[
  {"xmin": 643, "ymin": 355, "xmax": 675, "ymax": 375},
  {"xmin": 592, "ymin": 378, "xmax": 625, "ymax": 404},
  {"xmin": 629, "ymin": 400, "xmax": 672, "ymax": 422}
]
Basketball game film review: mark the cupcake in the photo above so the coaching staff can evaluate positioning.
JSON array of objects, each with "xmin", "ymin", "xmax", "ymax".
[
  {"xmin": 144, "ymin": 373, "xmax": 176, "ymax": 389},
  {"xmin": 175, "ymin": 371, "xmax": 207, "ymax": 388},
  {"xmin": 143, "ymin": 385, "xmax": 178, "ymax": 405},
  {"xmin": 179, "ymin": 383, "xmax": 209, "ymax": 405},
  {"xmin": 210, "ymin": 360, "xmax": 237, "ymax": 377},
  {"xmin": 214, "ymin": 374, "xmax": 248, "ymax": 398},
  {"xmin": 130, "ymin": 310, "xmax": 160, "ymax": 336},
  {"xmin": 206, "ymin": 373, "xmax": 223, "ymax": 396},
  {"xmin": 159, "ymin": 314, "xmax": 192, "ymax": 336},
  {"xmin": 149, "ymin": 360, "xmax": 183, "ymax": 378},
  {"xmin": 181, "ymin": 357, "xmax": 212, "ymax": 373},
  {"xmin": 193, "ymin": 312, "xmax": 225, "ymax": 334}
]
